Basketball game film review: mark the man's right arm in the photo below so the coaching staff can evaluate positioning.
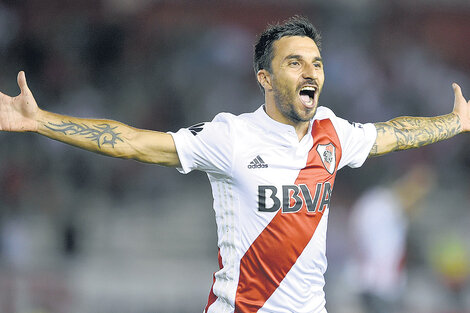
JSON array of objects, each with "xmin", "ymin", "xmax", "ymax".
[{"xmin": 1, "ymin": 71, "xmax": 181, "ymax": 167}]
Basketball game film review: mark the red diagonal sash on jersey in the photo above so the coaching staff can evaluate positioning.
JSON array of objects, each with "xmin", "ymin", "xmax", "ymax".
[{"xmin": 234, "ymin": 119, "xmax": 341, "ymax": 312}]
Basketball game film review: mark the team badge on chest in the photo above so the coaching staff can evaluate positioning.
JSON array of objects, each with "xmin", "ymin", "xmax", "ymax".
[{"xmin": 316, "ymin": 143, "xmax": 336, "ymax": 174}]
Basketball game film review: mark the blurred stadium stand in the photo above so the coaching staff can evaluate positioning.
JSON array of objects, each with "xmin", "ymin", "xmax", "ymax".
[{"xmin": 0, "ymin": 1, "xmax": 470, "ymax": 312}]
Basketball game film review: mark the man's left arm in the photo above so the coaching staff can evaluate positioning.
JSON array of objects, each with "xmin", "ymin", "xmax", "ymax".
[{"xmin": 370, "ymin": 83, "xmax": 469, "ymax": 156}]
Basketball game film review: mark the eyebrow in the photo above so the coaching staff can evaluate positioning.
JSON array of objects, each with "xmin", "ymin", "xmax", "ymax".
[{"xmin": 284, "ymin": 54, "xmax": 323, "ymax": 63}]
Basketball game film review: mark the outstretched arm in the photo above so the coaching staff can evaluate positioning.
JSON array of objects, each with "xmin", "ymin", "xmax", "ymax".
[
  {"xmin": 370, "ymin": 83, "xmax": 468, "ymax": 156},
  {"xmin": 0, "ymin": 71, "xmax": 180, "ymax": 167}
]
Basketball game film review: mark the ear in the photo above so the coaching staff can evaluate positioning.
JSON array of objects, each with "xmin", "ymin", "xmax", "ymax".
[{"xmin": 257, "ymin": 69, "xmax": 272, "ymax": 92}]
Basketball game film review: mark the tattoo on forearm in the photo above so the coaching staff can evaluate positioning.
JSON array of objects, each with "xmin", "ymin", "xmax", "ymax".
[
  {"xmin": 46, "ymin": 121, "xmax": 124, "ymax": 148},
  {"xmin": 370, "ymin": 113, "xmax": 461, "ymax": 156}
]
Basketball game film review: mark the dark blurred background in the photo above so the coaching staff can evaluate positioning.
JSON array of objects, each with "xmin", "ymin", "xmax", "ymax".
[{"xmin": 0, "ymin": 1, "xmax": 469, "ymax": 312}]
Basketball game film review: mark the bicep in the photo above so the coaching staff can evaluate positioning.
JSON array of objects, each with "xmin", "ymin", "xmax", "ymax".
[
  {"xmin": 369, "ymin": 122, "xmax": 398, "ymax": 157},
  {"xmin": 130, "ymin": 129, "xmax": 181, "ymax": 167}
]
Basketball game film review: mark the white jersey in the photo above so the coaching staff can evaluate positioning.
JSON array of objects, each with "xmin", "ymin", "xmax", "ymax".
[
  {"xmin": 170, "ymin": 105, "xmax": 377, "ymax": 313},
  {"xmin": 349, "ymin": 187, "xmax": 407, "ymax": 298}
]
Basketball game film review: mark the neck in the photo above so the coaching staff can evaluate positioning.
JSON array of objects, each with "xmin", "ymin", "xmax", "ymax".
[
  {"xmin": 264, "ymin": 104, "xmax": 310, "ymax": 141},
  {"xmin": 291, "ymin": 121, "xmax": 310, "ymax": 141}
]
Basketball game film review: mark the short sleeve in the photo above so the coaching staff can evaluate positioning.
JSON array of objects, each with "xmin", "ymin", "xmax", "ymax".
[
  {"xmin": 328, "ymin": 112, "xmax": 377, "ymax": 170},
  {"xmin": 168, "ymin": 113, "xmax": 234, "ymax": 176}
]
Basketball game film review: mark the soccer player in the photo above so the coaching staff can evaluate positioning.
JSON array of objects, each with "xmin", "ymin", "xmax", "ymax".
[
  {"xmin": 349, "ymin": 166, "xmax": 435, "ymax": 313},
  {"xmin": 0, "ymin": 16, "xmax": 468, "ymax": 313}
]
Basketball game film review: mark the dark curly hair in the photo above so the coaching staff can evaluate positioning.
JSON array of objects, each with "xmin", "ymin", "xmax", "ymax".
[{"xmin": 253, "ymin": 16, "xmax": 322, "ymax": 91}]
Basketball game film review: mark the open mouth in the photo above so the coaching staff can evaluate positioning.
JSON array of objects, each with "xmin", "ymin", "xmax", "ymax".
[{"xmin": 299, "ymin": 86, "xmax": 316, "ymax": 108}]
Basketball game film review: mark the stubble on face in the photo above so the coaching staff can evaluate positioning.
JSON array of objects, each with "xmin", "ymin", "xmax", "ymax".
[{"xmin": 271, "ymin": 75, "xmax": 317, "ymax": 123}]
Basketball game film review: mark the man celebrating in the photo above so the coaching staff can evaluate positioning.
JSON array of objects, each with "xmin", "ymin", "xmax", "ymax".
[{"xmin": 0, "ymin": 16, "xmax": 468, "ymax": 313}]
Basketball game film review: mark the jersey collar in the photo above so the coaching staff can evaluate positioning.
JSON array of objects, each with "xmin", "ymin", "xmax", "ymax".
[{"xmin": 255, "ymin": 105, "xmax": 314, "ymax": 140}]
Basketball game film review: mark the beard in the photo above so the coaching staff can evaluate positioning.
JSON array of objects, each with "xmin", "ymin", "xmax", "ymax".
[{"xmin": 271, "ymin": 78, "xmax": 317, "ymax": 123}]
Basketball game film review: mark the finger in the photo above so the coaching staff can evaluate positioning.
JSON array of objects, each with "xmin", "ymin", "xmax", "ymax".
[{"xmin": 17, "ymin": 71, "xmax": 30, "ymax": 95}]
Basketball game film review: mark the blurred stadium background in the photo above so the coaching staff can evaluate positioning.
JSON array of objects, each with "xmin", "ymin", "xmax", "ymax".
[{"xmin": 0, "ymin": 0, "xmax": 470, "ymax": 312}]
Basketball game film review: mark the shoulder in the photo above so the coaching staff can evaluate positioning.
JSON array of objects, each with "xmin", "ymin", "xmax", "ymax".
[
  {"xmin": 313, "ymin": 106, "xmax": 357, "ymax": 132},
  {"xmin": 313, "ymin": 106, "xmax": 338, "ymax": 120},
  {"xmin": 212, "ymin": 112, "xmax": 236, "ymax": 123},
  {"xmin": 187, "ymin": 109, "xmax": 260, "ymax": 138},
  {"xmin": 214, "ymin": 109, "xmax": 261, "ymax": 130},
  {"xmin": 193, "ymin": 112, "xmax": 237, "ymax": 134},
  {"xmin": 312, "ymin": 106, "xmax": 345, "ymax": 134}
]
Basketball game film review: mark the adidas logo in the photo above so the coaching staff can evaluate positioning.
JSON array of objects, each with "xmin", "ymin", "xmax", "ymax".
[{"xmin": 247, "ymin": 155, "xmax": 268, "ymax": 169}]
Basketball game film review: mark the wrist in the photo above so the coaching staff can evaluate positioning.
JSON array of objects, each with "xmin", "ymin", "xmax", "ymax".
[
  {"xmin": 35, "ymin": 109, "xmax": 51, "ymax": 134},
  {"xmin": 451, "ymin": 111, "xmax": 464, "ymax": 134}
]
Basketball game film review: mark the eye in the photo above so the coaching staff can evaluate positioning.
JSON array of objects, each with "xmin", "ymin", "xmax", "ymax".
[
  {"xmin": 313, "ymin": 62, "xmax": 322, "ymax": 68},
  {"xmin": 289, "ymin": 61, "xmax": 301, "ymax": 67}
]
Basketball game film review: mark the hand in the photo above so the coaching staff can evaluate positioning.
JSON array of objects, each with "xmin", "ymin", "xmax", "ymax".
[
  {"xmin": 452, "ymin": 83, "xmax": 470, "ymax": 132},
  {"xmin": 0, "ymin": 71, "xmax": 39, "ymax": 132}
]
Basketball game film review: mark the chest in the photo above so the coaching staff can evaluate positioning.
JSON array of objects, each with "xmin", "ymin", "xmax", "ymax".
[{"xmin": 231, "ymin": 119, "xmax": 342, "ymax": 214}]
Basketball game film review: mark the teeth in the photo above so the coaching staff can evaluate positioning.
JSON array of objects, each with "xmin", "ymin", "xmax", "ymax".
[{"xmin": 301, "ymin": 86, "xmax": 316, "ymax": 92}]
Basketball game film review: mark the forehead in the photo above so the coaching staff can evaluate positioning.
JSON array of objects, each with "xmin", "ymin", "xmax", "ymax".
[{"xmin": 272, "ymin": 36, "xmax": 321, "ymax": 61}]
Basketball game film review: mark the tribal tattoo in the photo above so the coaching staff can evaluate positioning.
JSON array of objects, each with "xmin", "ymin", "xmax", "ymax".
[
  {"xmin": 370, "ymin": 113, "xmax": 461, "ymax": 156},
  {"xmin": 46, "ymin": 121, "xmax": 124, "ymax": 149}
]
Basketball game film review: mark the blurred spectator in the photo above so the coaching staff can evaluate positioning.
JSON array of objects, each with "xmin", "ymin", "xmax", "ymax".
[
  {"xmin": 430, "ymin": 233, "xmax": 470, "ymax": 313},
  {"xmin": 348, "ymin": 165, "xmax": 436, "ymax": 313}
]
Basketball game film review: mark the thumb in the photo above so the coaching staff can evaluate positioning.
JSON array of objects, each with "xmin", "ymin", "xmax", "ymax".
[
  {"xmin": 17, "ymin": 71, "xmax": 30, "ymax": 95},
  {"xmin": 453, "ymin": 82, "xmax": 464, "ymax": 101}
]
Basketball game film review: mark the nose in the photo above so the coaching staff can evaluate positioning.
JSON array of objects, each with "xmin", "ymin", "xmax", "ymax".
[{"xmin": 302, "ymin": 63, "xmax": 318, "ymax": 80}]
